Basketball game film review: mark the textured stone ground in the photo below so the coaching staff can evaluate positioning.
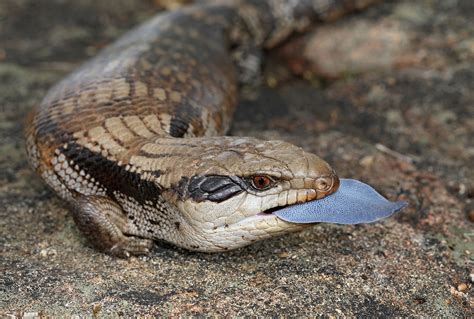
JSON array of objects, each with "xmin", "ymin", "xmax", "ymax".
[{"xmin": 0, "ymin": 0, "xmax": 472, "ymax": 317}]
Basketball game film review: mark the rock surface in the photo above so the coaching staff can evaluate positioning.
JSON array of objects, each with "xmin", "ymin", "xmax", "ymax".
[{"xmin": 1, "ymin": 0, "xmax": 472, "ymax": 317}]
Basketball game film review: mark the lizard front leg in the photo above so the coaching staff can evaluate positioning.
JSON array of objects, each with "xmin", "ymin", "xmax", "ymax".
[{"xmin": 70, "ymin": 195, "xmax": 154, "ymax": 257}]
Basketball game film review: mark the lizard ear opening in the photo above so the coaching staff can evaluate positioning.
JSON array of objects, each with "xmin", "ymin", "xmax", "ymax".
[{"xmin": 178, "ymin": 175, "xmax": 245, "ymax": 203}]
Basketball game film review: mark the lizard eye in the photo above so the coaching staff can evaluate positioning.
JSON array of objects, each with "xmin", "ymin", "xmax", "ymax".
[{"xmin": 249, "ymin": 175, "xmax": 274, "ymax": 190}]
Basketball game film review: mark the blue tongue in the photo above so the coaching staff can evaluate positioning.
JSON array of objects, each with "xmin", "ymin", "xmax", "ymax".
[{"xmin": 274, "ymin": 178, "xmax": 407, "ymax": 224}]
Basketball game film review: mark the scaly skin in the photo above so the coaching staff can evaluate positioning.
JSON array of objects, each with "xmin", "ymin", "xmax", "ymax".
[{"xmin": 25, "ymin": 0, "xmax": 377, "ymax": 257}]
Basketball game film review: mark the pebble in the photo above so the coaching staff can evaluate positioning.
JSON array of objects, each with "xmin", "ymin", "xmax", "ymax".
[
  {"xmin": 359, "ymin": 155, "xmax": 374, "ymax": 167},
  {"xmin": 39, "ymin": 247, "xmax": 57, "ymax": 257},
  {"xmin": 469, "ymin": 273, "xmax": 474, "ymax": 283},
  {"xmin": 467, "ymin": 210, "xmax": 474, "ymax": 222},
  {"xmin": 457, "ymin": 283, "xmax": 467, "ymax": 292},
  {"xmin": 92, "ymin": 303, "xmax": 102, "ymax": 317}
]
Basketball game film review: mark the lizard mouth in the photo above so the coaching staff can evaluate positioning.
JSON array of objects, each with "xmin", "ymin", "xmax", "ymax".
[
  {"xmin": 257, "ymin": 204, "xmax": 290, "ymax": 216},
  {"xmin": 257, "ymin": 177, "xmax": 341, "ymax": 217},
  {"xmin": 268, "ymin": 179, "xmax": 408, "ymax": 224}
]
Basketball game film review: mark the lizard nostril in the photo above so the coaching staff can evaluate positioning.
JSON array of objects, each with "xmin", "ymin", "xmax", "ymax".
[{"xmin": 314, "ymin": 176, "xmax": 335, "ymax": 192}]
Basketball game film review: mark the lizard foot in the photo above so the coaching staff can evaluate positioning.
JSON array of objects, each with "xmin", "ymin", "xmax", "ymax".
[{"xmin": 70, "ymin": 195, "xmax": 153, "ymax": 257}]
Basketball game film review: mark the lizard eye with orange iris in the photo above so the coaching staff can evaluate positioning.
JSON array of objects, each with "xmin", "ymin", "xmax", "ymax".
[{"xmin": 250, "ymin": 175, "xmax": 273, "ymax": 190}]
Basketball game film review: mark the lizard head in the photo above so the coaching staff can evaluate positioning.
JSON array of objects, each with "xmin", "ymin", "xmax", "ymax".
[{"xmin": 135, "ymin": 136, "xmax": 339, "ymax": 252}]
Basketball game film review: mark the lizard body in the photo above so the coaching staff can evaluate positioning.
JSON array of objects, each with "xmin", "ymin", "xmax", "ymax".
[{"xmin": 26, "ymin": 0, "xmax": 377, "ymax": 256}]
